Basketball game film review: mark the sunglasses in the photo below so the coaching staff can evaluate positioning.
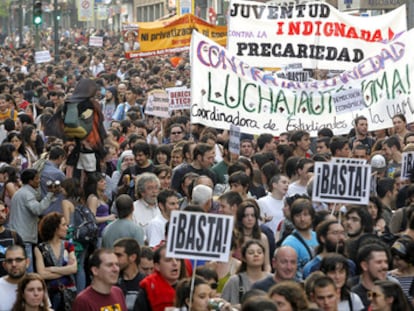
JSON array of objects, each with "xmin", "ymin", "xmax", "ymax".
[
  {"xmin": 367, "ymin": 291, "xmax": 383, "ymax": 299},
  {"xmin": 171, "ymin": 131, "xmax": 182, "ymax": 135}
]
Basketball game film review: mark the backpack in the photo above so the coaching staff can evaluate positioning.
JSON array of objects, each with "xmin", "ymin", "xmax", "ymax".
[
  {"xmin": 72, "ymin": 204, "xmax": 99, "ymax": 246},
  {"xmin": 32, "ymin": 157, "xmax": 48, "ymax": 173}
]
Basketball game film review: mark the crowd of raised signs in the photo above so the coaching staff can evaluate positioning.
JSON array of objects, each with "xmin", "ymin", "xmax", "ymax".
[{"xmin": 0, "ymin": 26, "xmax": 414, "ymax": 311}]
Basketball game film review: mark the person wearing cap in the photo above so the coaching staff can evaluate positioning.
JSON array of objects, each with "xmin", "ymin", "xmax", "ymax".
[
  {"xmin": 388, "ymin": 236, "xmax": 414, "ymax": 300},
  {"xmin": 370, "ymin": 153, "xmax": 387, "ymax": 179}
]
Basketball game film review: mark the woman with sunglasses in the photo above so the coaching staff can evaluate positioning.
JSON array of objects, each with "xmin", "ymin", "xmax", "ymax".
[{"xmin": 368, "ymin": 280, "xmax": 411, "ymax": 311}]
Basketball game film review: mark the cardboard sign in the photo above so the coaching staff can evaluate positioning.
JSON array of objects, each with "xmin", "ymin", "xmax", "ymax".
[
  {"xmin": 89, "ymin": 36, "xmax": 103, "ymax": 47},
  {"xmin": 35, "ymin": 51, "xmax": 52, "ymax": 64},
  {"xmin": 401, "ymin": 151, "xmax": 414, "ymax": 179},
  {"xmin": 167, "ymin": 211, "xmax": 234, "ymax": 261},
  {"xmin": 145, "ymin": 89, "xmax": 170, "ymax": 118},
  {"xmin": 167, "ymin": 86, "xmax": 191, "ymax": 111},
  {"xmin": 229, "ymin": 124, "xmax": 241, "ymax": 155},
  {"xmin": 312, "ymin": 160, "xmax": 371, "ymax": 204}
]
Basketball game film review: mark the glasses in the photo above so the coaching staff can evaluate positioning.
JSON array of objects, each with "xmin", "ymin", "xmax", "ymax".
[
  {"xmin": 5, "ymin": 257, "xmax": 26, "ymax": 264},
  {"xmin": 367, "ymin": 291, "xmax": 383, "ymax": 299},
  {"xmin": 209, "ymin": 282, "xmax": 218, "ymax": 290},
  {"xmin": 171, "ymin": 131, "xmax": 182, "ymax": 135}
]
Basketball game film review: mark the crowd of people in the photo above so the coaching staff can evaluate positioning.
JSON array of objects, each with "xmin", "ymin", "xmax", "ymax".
[{"xmin": 0, "ymin": 26, "xmax": 414, "ymax": 311}]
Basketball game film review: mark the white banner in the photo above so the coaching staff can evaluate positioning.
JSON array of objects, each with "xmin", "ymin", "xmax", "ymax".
[
  {"xmin": 401, "ymin": 152, "xmax": 414, "ymax": 179},
  {"xmin": 35, "ymin": 51, "xmax": 52, "ymax": 64},
  {"xmin": 145, "ymin": 89, "xmax": 170, "ymax": 118},
  {"xmin": 312, "ymin": 160, "xmax": 371, "ymax": 204},
  {"xmin": 190, "ymin": 30, "xmax": 414, "ymax": 136},
  {"xmin": 167, "ymin": 86, "xmax": 191, "ymax": 111},
  {"xmin": 229, "ymin": 124, "xmax": 241, "ymax": 155},
  {"xmin": 167, "ymin": 211, "xmax": 234, "ymax": 261},
  {"xmin": 226, "ymin": 0, "xmax": 406, "ymax": 70},
  {"xmin": 78, "ymin": 0, "xmax": 94, "ymax": 22},
  {"xmin": 89, "ymin": 36, "xmax": 103, "ymax": 47}
]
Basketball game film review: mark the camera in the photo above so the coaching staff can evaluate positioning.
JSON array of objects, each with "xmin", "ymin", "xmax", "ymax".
[
  {"xmin": 208, "ymin": 299, "xmax": 224, "ymax": 311},
  {"xmin": 46, "ymin": 180, "xmax": 61, "ymax": 188}
]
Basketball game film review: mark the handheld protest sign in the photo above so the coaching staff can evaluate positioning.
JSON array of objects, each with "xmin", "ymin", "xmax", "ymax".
[
  {"xmin": 401, "ymin": 151, "xmax": 414, "ymax": 179},
  {"xmin": 312, "ymin": 158, "xmax": 371, "ymax": 205},
  {"xmin": 229, "ymin": 124, "xmax": 241, "ymax": 155},
  {"xmin": 167, "ymin": 211, "xmax": 234, "ymax": 262}
]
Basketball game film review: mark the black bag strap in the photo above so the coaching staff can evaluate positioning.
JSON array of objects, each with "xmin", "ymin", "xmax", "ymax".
[
  {"xmin": 292, "ymin": 231, "xmax": 314, "ymax": 259},
  {"xmin": 238, "ymin": 274, "xmax": 245, "ymax": 303}
]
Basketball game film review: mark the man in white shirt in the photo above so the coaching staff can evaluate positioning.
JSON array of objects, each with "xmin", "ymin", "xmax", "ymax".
[
  {"xmin": 133, "ymin": 173, "xmax": 161, "ymax": 230},
  {"xmin": 0, "ymin": 245, "xmax": 30, "ymax": 311},
  {"xmin": 146, "ymin": 190, "xmax": 180, "ymax": 247},
  {"xmin": 257, "ymin": 174, "xmax": 289, "ymax": 237}
]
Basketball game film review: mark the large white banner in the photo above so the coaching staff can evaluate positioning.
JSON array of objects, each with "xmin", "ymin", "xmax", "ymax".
[
  {"xmin": 190, "ymin": 30, "xmax": 414, "ymax": 137},
  {"xmin": 226, "ymin": 0, "xmax": 406, "ymax": 70}
]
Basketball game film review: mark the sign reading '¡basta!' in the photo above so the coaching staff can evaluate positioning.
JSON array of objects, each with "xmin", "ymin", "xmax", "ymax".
[
  {"xmin": 312, "ymin": 159, "xmax": 371, "ymax": 204},
  {"xmin": 226, "ymin": 0, "xmax": 406, "ymax": 70},
  {"xmin": 167, "ymin": 211, "xmax": 234, "ymax": 262}
]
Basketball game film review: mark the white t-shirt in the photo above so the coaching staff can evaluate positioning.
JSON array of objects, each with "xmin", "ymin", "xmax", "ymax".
[
  {"xmin": 287, "ymin": 181, "xmax": 307, "ymax": 197},
  {"xmin": 145, "ymin": 214, "xmax": 168, "ymax": 247},
  {"xmin": 0, "ymin": 277, "xmax": 18, "ymax": 311},
  {"xmin": 132, "ymin": 199, "xmax": 161, "ymax": 230},
  {"xmin": 257, "ymin": 193, "xmax": 285, "ymax": 237}
]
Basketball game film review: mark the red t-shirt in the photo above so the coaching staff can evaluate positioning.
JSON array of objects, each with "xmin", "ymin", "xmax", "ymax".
[{"xmin": 72, "ymin": 286, "xmax": 127, "ymax": 311}]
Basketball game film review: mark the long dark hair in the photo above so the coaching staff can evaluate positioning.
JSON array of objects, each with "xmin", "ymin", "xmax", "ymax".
[
  {"xmin": 235, "ymin": 199, "xmax": 262, "ymax": 247},
  {"xmin": 320, "ymin": 253, "xmax": 350, "ymax": 300}
]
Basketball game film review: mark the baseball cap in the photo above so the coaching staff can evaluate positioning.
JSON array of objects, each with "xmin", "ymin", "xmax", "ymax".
[
  {"xmin": 391, "ymin": 236, "xmax": 414, "ymax": 261},
  {"xmin": 370, "ymin": 154, "xmax": 387, "ymax": 170}
]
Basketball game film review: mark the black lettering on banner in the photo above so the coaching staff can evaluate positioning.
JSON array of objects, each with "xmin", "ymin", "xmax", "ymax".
[
  {"xmin": 176, "ymin": 214, "xmax": 187, "ymax": 248},
  {"xmin": 168, "ymin": 212, "xmax": 233, "ymax": 260},
  {"xmin": 186, "ymin": 215, "xmax": 196, "ymax": 249},
  {"xmin": 197, "ymin": 215, "xmax": 206, "ymax": 250},
  {"xmin": 313, "ymin": 162, "xmax": 370, "ymax": 204}
]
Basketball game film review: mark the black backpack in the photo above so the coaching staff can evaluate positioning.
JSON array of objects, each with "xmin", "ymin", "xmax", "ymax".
[{"xmin": 72, "ymin": 205, "xmax": 99, "ymax": 246}]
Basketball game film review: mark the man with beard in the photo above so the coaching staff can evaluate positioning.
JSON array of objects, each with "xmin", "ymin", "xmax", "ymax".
[
  {"xmin": 0, "ymin": 245, "xmax": 30, "ymax": 310},
  {"xmin": 349, "ymin": 116, "xmax": 375, "ymax": 153},
  {"xmin": 344, "ymin": 206, "xmax": 375, "ymax": 263},
  {"xmin": 114, "ymin": 238, "xmax": 146, "ymax": 311},
  {"xmin": 303, "ymin": 220, "xmax": 356, "ymax": 278},
  {"xmin": 0, "ymin": 201, "xmax": 23, "ymax": 277},
  {"xmin": 350, "ymin": 243, "xmax": 399, "ymax": 309},
  {"xmin": 281, "ymin": 197, "xmax": 318, "ymax": 280},
  {"xmin": 132, "ymin": 173, "xmax": 161, "ymax": 231}
]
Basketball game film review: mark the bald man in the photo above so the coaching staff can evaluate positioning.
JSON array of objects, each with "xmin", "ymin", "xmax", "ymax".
[{"xmin": 251, "ymin": 246, "xmax": 297, "ymax": 292}]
